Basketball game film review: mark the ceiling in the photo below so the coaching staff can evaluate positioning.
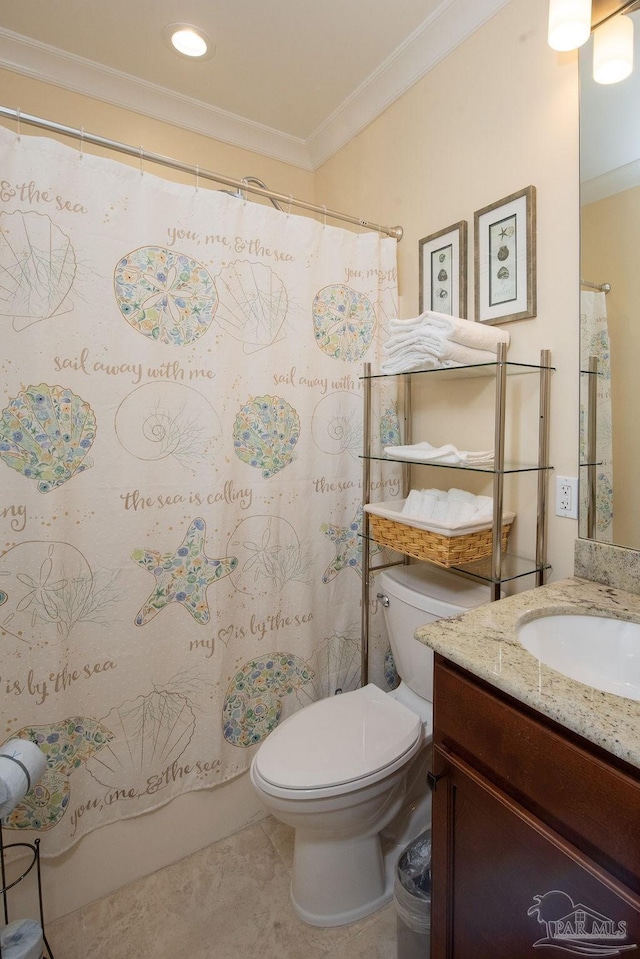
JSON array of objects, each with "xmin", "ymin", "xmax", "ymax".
[{"xmin": 0, "ymin": 0, "xmax": 510, "ymax": 169}]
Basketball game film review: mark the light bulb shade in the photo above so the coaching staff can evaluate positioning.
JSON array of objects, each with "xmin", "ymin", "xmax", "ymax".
[
  {"xmin": 593, "ymin": 14, "xmax": 634, "ymax": 84},
  {"xmin": 171, "ymin": 28, "xmax": 208, "ymax": 57},
  {"xmin": 548, "ymin": 0, "xmax": 592, "ymax": 51}
]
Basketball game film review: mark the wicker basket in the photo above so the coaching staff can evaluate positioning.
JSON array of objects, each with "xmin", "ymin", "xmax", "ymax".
[{"xmin": 367, "ymin": 512, "xmax": 512, "ymax": 568}]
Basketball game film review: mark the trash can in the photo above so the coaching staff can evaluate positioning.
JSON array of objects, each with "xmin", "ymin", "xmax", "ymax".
[{"xmin": 394, "ymin": 828, "xmax": 432, "ymax": 959}]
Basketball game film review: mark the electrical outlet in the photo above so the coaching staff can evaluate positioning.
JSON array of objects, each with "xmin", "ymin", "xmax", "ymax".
[{"xmin": 555, "ymin": 476, "xmax": 578, "ymax": 519}]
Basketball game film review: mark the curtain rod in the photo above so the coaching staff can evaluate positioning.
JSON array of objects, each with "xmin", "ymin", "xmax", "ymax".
[
  {"xmin": 0, "ymin": 106, "xmax": 403, "ymax": 241},
  {"xmin": 581, "ymin": 278, "xmax": 611, "ymax": 293}
]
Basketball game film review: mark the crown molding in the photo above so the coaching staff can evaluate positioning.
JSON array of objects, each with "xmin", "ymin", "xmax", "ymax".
[
  {"xmin": 0, "ymin": 28, "xmax": 312, "ymax": 169},
  {"xmin": 307, "ymin": 0, "xmax": 512, "ymax": 168},
  {"xmin": 0, "ymin": 0, "xmax": 511, "ymax": 171},
  {"xmin": 581, "ymin": 159, "xmax": 640, "ymax": 205}
]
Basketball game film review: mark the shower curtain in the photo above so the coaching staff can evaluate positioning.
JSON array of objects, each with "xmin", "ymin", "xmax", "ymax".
[
  {"xmin": 580, "ymin": 290, "xmax": 613, "ymax": 540},
  {"xmin": 0, "ymin": 125, "xmax": 398, "ymax": 855}
]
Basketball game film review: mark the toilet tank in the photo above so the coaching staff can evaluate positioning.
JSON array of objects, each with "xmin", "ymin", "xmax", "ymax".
[{"xmin": 377, "ymin": 563, "xmax": 490, "ymax": 702}]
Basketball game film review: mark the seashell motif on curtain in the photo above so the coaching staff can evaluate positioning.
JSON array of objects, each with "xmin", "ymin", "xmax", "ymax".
[
  {"xmin": 114, "ymin": 246, "xmax": 217, "ymax": 345},
  {"xmin": 2, "ymin": 718, "xmax": 113, "ymax": 830},
  {"xmin": 232, "ymin": 395, "xmax": 300, "ymax": 478},
  {"xmin": 114, "ymin": 382, "xmax": 222, "ymax": 470},
  {"xmin": 0, "ymin": 540, "xmax": 118, "ymax": 644},
  {"xmin": 0, "ymin": 211, "xmax": 77, "ymax": 330},
  {"xmin": 0, "ymin": 384, "xmax": 96, "ymax": 493},
  {"xmin": 312, "ymin": 284, "xmax": 376, "ymax": 362},
  {"xmin": 214, "ymin": 260, "xmax": 288, "ymax": 352},
  {"xmin": 86, "ymin": 688, "xmax": 196, "ymax": 795},
  {"xmin": 222, "ymin": 653, "xmax": 313, "ymax": 747}
]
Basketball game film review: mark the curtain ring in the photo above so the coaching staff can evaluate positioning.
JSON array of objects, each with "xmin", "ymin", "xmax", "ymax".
[
  {"xmin": 139, "ymin": 145, "xmax": 144, "ymax": 176},
  {"xmin": 79, "ymin": 127, "xmax": 84, "ymax": 158},
  {"xmin": 16, "ymin": 107, "xmax": 20, "ymax": 141},
  {"xmin": 195, "ymin": 164, "xmax": 199, "ymax": 192}
]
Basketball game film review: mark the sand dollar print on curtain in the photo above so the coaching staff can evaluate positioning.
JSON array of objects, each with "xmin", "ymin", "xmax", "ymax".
[{"xmin": 0, "ymin": 124, "xmax": 398, "ymax": 854}]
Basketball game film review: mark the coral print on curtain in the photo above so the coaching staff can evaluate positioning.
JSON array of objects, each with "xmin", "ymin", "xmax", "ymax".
[{"xmin": 0, "ymin": 126, "xmax": 398, "ymax": 854}]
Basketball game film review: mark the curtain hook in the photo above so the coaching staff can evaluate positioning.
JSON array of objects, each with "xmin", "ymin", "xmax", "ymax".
[
  {"xmin": 287, "ymin": 195, "xmax": 293, "ymax": 216},
  {"xmin": 79, "ymin": 127, "xmax": 84, "ymax": 159},
  {"xmin": 139, "ymin": 145, "xmax": 144, "ymax": 177},
  {"xmin": 322, "ymin": 205, "xmax": 327, "ymax": 227},
  {"xmin": 195, "ymin": 164, "xmax": 199, "ymax": 193},
  {"xmin": 16, "ymin": 107, "xmax": 20, "ymax": 141}
]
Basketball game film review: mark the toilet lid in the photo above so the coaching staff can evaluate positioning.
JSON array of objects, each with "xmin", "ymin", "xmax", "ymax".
[{"xmin": 253, "ymin": 684, "xmax": 422, "ymax": 790}]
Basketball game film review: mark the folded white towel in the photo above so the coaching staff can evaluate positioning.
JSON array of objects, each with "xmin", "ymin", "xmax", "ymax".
[
  {"xmin": 381, "ymin": 336, "xmax": 496, "ymax": 371},
  {"xmin": 388, "ymin": 311, "xmax": 510, "ymax": 354},
  {"xmin": 383, "ymin": 329, "xmax": 443, "ymax": 355},
  {"xmin": 402, "ymin": 489, "xmax": 422, "ymax": 516},
  {"xmin": 381, "ymin": 312, "xmax": 508, "ymax": 375},
  {"xmin": 380, "ymin": 352, "xmax": 447, "ymax": 375},
  {"xmin": 447, "ymin": 487, "xmax": 481, "ymax": 504},
  {"xmin": 389, "ymin": 313, "xmax": 451, "ymax": 335},
  {"xmin": 433, "ymin": 312, "xmax": 509, "ymax": 352},
  {"xmin": 400, "ymin": 487, "xmax": 496, "ymax": 528},
  {"xmin": 438, "ymin": 341, "xmax": 497, "ymax": 366},
  {"xmin": 384, "ymin": 440, "xmax": 494, "ymax": 466}
]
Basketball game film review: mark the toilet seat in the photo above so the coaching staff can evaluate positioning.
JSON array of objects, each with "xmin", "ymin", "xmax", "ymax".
[{"xmin": 252, "ymin": 684, "xmax": 422, "ymax": 798}]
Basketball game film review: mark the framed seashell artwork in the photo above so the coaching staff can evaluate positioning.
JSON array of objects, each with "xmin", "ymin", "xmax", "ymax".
[
  {"xmin": 418, "ymin": 220, "xmax": 468, "ymax": 318},
  {"xmin": 474, "ymin": 185, "xmax": 536, "ymax": 325}
]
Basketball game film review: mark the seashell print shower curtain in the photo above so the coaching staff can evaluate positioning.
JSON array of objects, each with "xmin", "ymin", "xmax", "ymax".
[{"xmin": 0, "ymin": 126, "xmax": 399, "ymax": 855}]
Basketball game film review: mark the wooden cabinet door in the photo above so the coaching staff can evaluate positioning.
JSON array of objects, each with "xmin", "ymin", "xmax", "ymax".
[{"xmin": 431, "ymin": 744, "xmax": 640, "ymax": 959}]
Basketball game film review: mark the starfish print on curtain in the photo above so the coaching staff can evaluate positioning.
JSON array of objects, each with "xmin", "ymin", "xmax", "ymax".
[{"xmin": 131, "ymin": 517, "xmax": 237, "ymax": 625}]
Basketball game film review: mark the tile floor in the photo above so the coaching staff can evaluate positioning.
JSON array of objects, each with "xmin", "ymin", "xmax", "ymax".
[{"xmin": 46, "ymin": 818, "xmax": 399, "ymax": 959}]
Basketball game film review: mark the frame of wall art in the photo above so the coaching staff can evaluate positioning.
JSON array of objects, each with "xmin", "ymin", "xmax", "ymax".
[
  {"xmin": 474, "ymin": 185, "xmax": 536, "ymax": 325},
  {"xmin": 419, "ymin": 220, "xmax": 467, "ymax": 318}
]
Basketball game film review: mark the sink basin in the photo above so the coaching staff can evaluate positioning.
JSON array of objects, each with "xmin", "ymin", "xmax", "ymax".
[{"xmin": 517, "ymin": 613, "xmax": 640, "ymax": 701}]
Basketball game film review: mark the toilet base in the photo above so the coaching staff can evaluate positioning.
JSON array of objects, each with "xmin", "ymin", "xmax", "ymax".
[
  {"xmin": 289, "ymin": 762, "xmax": 432, "ymax": 927},
  {"xmin": 290, "ymin": 832, "xmax": 398, "ymax": 927}
]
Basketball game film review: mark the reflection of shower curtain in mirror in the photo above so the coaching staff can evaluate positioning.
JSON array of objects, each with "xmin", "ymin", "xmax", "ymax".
[
  {"xmin": 580, "ymin": 291, "xmax": 613, "ymax": 540},
  {"xmin": 0, "ymin": 125, "xmax": 399, "ymax": 855}
]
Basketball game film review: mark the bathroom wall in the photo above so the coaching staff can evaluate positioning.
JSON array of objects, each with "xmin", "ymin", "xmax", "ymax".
[
  {"xmin": 0, "ymin": 69, "xmax": 315, "ymax": 204},
  {"xmin": 314, "ymin": 0, "xmax": 581, "ymax": 583},
  {"xmin": 0, "ymin": 0, "xmax": 583, "ymax": 922}
]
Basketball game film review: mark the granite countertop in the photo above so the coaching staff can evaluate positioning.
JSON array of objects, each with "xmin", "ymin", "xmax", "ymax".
[{"xmin": 414, "ymin": 576, "xmax": 640, "ymax": 771}]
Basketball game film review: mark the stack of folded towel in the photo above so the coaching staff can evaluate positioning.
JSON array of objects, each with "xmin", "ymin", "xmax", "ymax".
[
  {"xmin": 383, "ymin": 439, "xmax": 494, "ymax": 466},
  {"xmin": 381, "ymin": 310, "xmax": 510, "ymax": 374},
  {"xmin": 402, "ymin": 488, "xmax": 493, "ymax": 529}
]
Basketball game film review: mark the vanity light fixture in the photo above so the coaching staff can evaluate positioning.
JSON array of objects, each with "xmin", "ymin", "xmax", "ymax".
[
  {"xmin": 548, "ymin": 0, "xmax": 635, "ymax": 84},
  {"xmin": 163, "ymin": 23, "xmax": 213, "ymax": 59},
  {"xmin": 593, "ymin": 13, "xmax": 634, "ymax": 82},
  {"xmin": 547, "ymin": 0, "xmax": 592, "ymax": 51}
]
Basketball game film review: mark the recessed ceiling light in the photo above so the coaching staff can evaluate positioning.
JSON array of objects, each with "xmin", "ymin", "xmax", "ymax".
[{"xmin": 163, "ymin": 23, "xmax": 214, "ymax": 60}]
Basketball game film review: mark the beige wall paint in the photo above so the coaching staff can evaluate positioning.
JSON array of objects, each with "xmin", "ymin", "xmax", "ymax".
[
  {"xmin": 0, "ymin": 0, "xmax": 583, "ymax": 921},
  {"xmin": 0, "ymin": 69, "xmax": 315, "ymax": 200},
  {"xmin": 582, "ymin": 187, "xmax": 640, "ymax": 547},
  {"xmin": 315, "ymin": 0, "xmax": 582, "ymax": 585}
]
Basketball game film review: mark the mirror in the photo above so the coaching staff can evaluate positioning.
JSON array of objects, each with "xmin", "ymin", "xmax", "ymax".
[{"xmin": 579, "ymin": 8, "xmax": 640, "ymax": 548}]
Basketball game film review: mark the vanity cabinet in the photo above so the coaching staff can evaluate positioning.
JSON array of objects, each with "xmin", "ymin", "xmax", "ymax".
[{"xmin": 430, "ymin": 653, "xmax": 640, "ymax": 958}]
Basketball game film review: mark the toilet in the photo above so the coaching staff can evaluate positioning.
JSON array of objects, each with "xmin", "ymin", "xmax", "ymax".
[{"xmin": 249, "ymin": 562, "xmax": 490, "ymax": 927}]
